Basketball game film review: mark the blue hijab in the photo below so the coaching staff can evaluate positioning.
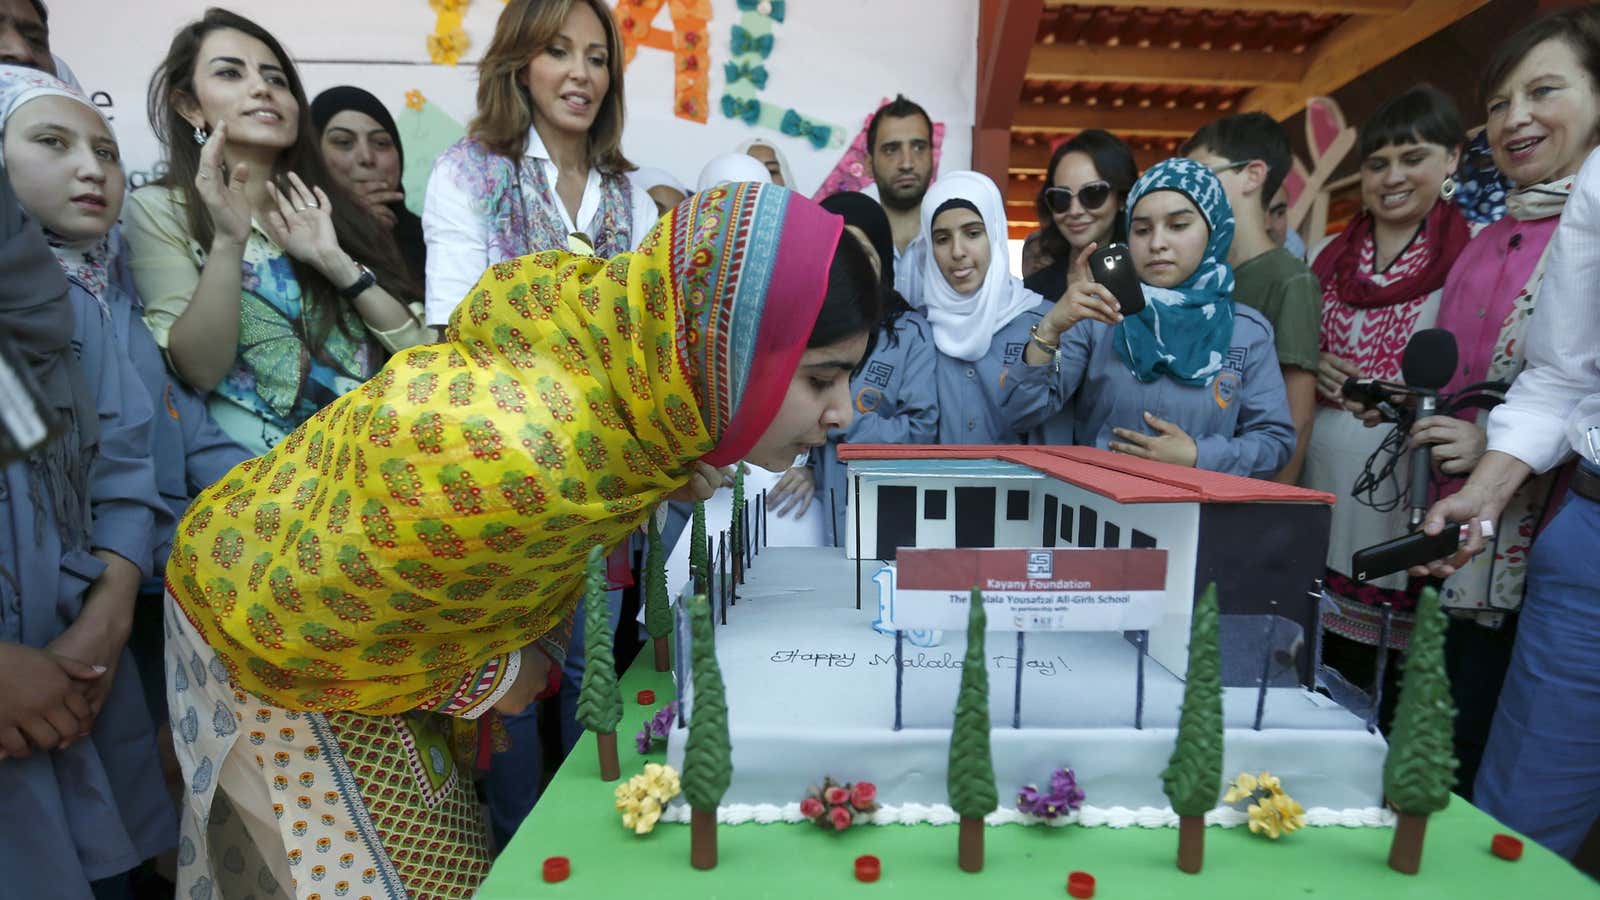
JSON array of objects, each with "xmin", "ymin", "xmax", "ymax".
[{"xmin": 1115, "ymin": 158, "xmax": 1235, "ymax": 386}]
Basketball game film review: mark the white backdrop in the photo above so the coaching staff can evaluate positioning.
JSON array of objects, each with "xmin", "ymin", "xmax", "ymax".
[{"xmin": 50, "ymin": 0, "xmax": 977, "ymax": 199}]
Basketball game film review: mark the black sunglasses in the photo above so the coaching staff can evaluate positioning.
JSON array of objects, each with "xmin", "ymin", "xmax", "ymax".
[{"xmin": 1043, "ymin": 181, "xmax": 1114, "ymax": 214}]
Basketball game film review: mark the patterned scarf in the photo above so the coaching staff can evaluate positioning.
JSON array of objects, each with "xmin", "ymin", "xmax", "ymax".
[
  {"xmin": 434, "ymin": 136, "xmax": 636, "ymax": 264},
  {"xmin": 1310, "ymin": 200, "xmax": 1471, "ymax": 310},
  {"xmin": 1115, "ymin": 157, "xmax": 1236, "ymax": 386},
  {"xmin": 166, "ymin": 183, "xmax": 841, "ymax": 713}
]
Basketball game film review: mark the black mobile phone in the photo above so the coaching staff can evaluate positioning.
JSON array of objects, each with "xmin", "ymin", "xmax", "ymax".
[
  {"xmin": 1351, "ymin": 528, "xmax": 1462, "ymax": 584},
  {"xmin": 1088, "ymin": 243, "xmax": 1145, "ymax": 316}
]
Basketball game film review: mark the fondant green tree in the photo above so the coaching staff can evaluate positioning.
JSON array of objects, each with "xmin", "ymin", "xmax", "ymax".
[
  {"xmin": 690, "ymin": 501, "xmax": 708, "ymax": 594},
  {"xmin": 1383, "ymin": 586, "xmax": 1458, "ymax": 874},
  {"xmin": 644, "ymin": 513, "xmax": 672, "ymax": 671},
  {"xmin": 576, "ymin": 544, "xmax": 622, "ymax": 781},
  {"xmin": 948, "ymin": 588, "xmax": 996, "ymax": 873},
  {"xmin": 682, "ymin": 593, "xmax": 730, "ymax": 869},
  {"xmin": 1161, "ymin": 582, "xmax": 1222, "ymax": 874}
]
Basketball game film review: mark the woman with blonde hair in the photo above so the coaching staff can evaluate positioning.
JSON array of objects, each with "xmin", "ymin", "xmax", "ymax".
[{"xmin": 423, "ymin": 0, "xmax": 657, "ymax": 326}]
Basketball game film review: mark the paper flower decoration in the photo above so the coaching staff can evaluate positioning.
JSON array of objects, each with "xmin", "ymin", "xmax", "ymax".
[
  {"xmin": 427, "ymin": 28, "xmax": 468, "ymax": 65},
  {"xmin": 1223, "ymin": 771, "xmax": 1305, "ymax": 840},
  {"xmin": 802, "ymin": 777, "xmax": 879, "ymax": 832},
  {"xmin": 404, "ymin": 89, "xmax": 426, "ymax": 111},
  {"xmin": 1017, "ymin": 767, "xmax": 1086, "ymax": 820},
  {"xmin": 614, "ymin": 763, "xmax": 682, "ymax": 835}
]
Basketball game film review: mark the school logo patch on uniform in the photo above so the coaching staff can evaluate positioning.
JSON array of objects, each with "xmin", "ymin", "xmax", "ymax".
[
  {"xmin": 862, "ymin": 360, "xmax": 894, "ymax": 388},
  {"xmin": 1213, "ymin": 347, "xmax": 1248, "ymax": 409}
]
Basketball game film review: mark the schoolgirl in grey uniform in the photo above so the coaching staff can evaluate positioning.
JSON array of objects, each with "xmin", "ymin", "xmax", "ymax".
[
  {"xmin": 1001, "ymin": 158, "xmax": 1294, "ymax": 478},
  {"xmin": 812, "ymin": 191, "xmax": 939, "ymax": 545}
]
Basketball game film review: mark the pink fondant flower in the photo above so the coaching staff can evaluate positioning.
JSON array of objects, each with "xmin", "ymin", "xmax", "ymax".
[
  {"xmin": 800, "ymin": 797, "xmax": 824, "ymax": 820},
  {"xmin": 829, "ymin": 805, "xmax": 852, "ymax": 831},
  {"xmin": 850, "ymin": 781, "xmax": 877, "ymax": 809},
  {"xmin": 825, "ymin": 785, "xmax": 850, "ymax": 806}
]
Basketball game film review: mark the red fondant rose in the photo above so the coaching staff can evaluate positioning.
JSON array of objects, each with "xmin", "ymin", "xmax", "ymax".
[
  {"xmin": 825, "ymin": 786, "xmax": 850, "ymax": 806},
  {"xmin": 800, "ymin": 797, "xmax": 824, "ymax": 819},
  {"xmin": 850, "ymin": 781, "xmax": 877, "ymax": 808},
  {"xmin": 829, "ymin": 805, "xmax": 852, "ymax": 831}
]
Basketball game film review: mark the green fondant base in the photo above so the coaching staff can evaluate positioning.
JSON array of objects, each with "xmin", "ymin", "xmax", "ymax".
[{"xmin": 479, "ymin": 655, "xmax": 1598, "ymax": 899}]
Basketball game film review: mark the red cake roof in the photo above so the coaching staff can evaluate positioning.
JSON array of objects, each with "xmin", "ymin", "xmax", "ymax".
[{"xmin": 836, "ymin": 444, "xmax": 1335, "ymax": 506}]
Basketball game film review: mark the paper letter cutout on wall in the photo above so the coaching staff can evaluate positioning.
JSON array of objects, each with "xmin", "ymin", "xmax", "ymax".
[{"xmin": 614, "ymin": 0, "xmax": 712, "ymax": 123}]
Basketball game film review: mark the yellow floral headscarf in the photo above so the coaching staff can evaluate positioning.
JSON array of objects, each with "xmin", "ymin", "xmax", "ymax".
[{"xmin": 166, "ymin": 183, "xmax": 843, "ymax": 714}]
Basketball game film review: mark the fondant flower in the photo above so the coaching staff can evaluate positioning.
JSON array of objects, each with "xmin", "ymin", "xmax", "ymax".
[
  {"xmin": 1222, "ymin": 772, "xmax": 1259, "ymax": 804},
  {"xmin": 824, "ymin": 785, "xmax": 850, "ymax": 806},
  {"xmin": 614, "ymin": 763, "xmax": 681, "ymax": 835},
  {"xmin": 800, "ymin": 797, "xmax": 824, "ymax": 820},
  {"xmin": 1246, "ymin": 800, "xmax": 1282, "ymax": 839},
  {"xmin": 829, "ymin": 805, "xmax": 852, "ymax": 831},
  {"xmin": 850, "ymin": 781, "xmax": 877, "ymax": 809},
  {"xmin": 1270, "ymin": 791, "xmax": 1306, "ymax": 835},
  {"xmin": 633, "ymin": 702, "xmax": 679, "ymax": 753},
  {"xmin": 1256, "ymin": 772, "xmax": 1282, "ymax": 795},
  {"xmin": 1017, "ymin": 767, "xmax": 1085, "ymax": 819}
]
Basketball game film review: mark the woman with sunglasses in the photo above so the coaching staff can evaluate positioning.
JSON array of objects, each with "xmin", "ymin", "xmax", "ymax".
[{"xmin": 1024, "ymin": 130, "xmax": 1139, "ymax": 304}]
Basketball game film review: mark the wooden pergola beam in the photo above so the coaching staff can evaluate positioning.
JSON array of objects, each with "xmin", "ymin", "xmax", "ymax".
[
  {"xmin": 1239, "ymin": 0, "xmax": 1494, "ymax": 121},
  {"xmin": 1011, "ymin": 104, "xmax": 1215, "ymax": 137},
  {"xmin": 1044, "ymin": 0, "xmax": 1407, "ymax": 13},
  {"xmin": 974, "ymin": 0, "xmax": 1046, "ymax": 187},
  {"xmin": 1010, "ymin": 140, "xmax": 1176, "ymax": 174},
  {"xmin": 1026, "ymin": 43, "xmax": 1309, "ymax": 88}
]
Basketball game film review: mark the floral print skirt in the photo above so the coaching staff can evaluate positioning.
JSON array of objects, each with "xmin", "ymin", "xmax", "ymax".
[{"xmin": 164, "ymin": 592, "xmax": 492, "ymax": 900}]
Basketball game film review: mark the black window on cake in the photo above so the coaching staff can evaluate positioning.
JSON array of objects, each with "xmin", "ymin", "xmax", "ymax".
[
  {"xmin": 1059, "ymin": 505, "xmax": 1073, "ymax": 543},
  {"xmin": 1006, "ymin": 489, "xmax": 1030, "ymax": 521},
  {"xmin": 1042, "ymin": 495, "xmax": 1058, "ymax": 547},
  {"xmin": 1102, "ymin": 522, "xmax": 1121, "ymax": 548},
  {"xmin": 954, "ymin": 487, "xmax": 997, "ymax": 548},
  {"xmin": 1077, "ymin": 506, "xmax": 1098, "ymax": 548},
  {"xmin": 1132, "ymin": 529, "xmax": 1157, "ymax": 549},
  {"xmin": 876, "ymin": 485, "xmax": 918, "ymax": 559},
  {"xmin": 924, "ymin": 489, "xmax": 947, "ymax": 520}
]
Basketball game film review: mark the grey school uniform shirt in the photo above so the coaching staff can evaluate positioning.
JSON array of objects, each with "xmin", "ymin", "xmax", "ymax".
[
  {"xmin": 1000, "ymin": 303, "xmax": 1295, "ymax": 478},
  {"xmin": 815, "ymin": 311, "xmax": 940, "ymax": 545},
  {"xmin": 935, "ymin": 301, "xmax": 1063, "ymax": 446}
]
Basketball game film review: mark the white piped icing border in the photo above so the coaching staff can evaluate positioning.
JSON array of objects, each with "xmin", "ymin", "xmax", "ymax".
[{"xmin": 659, "ymin": 802, "xmax": 1396, "ymax": 829}]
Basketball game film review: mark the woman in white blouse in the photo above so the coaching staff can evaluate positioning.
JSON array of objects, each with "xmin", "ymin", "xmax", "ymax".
[{"xmin": 422, "ymin": 0, "xmax": 657, "ymax": 326}]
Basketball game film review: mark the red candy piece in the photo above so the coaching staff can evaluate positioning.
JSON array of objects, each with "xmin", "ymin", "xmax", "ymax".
[
  {"xmin": 637, "ymin": 689, "xmax": 656, "ymax": 705},
  {"xmin": 1491, "ymin": 834, "xmax": 1524, "ymax": 861},
  {"xmin": 855, "ymin": 854, "xmax": 881, "ymax": 883},
  {"xmin": 1067, "ymin": 870, "xmax": 1095, "ymax": 898},
  {"xmin": 542, "ymin": 856, "xmax": 571, "ymax": 882}
]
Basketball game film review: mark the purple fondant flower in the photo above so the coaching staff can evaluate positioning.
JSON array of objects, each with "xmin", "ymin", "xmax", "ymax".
[
  {"xmin": 1018, "ymin": 767, "xmax": 1085, "ymax": 819},
  {"xmin": 634, "ymin": 702, "xmax": 680, "ymax": 753}
]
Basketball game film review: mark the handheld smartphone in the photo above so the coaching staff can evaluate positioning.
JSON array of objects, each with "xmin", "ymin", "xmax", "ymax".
[
  {"xmin": 1351, "ymin": 527, "xmax": 1462, "ymax": 583},
  {"xmin": 1341, "ymin": 377, "xmax": 1403, "ymax": 422},
  {"xmin": 1088, "ymin": 243, "xmax": 1146, "ymax": 316}
]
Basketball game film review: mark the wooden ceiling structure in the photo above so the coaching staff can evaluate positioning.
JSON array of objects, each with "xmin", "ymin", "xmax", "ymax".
[{"xmin": 973, "ymin": 0, "xmax": 1494, "ymax": 239}]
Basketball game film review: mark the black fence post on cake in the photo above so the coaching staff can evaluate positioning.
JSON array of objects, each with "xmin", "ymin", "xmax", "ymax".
[
  {"xmin": 1134, "ymin": 630, "xmax": 1148, "ymax": 730},
  {"xmin": 893, "ymin": 630, "xmax": 904, "ymax": 732},
  {"xmin": 829, "ymin": 487, "xmax": 837, "ymax": 548},
  {"xmin": 1013, "ymin": 632, "xmax": 1025, "ymax": 729},
  {"xmin": 674, "ymin": 596, "xmax": 688, "ymax": 729},
  {"xmin": 718, "ymin": 532, "xmax": 728, "ymax": 626},
  {"xmin": 1369, "ymin": 602, "xmax": 1394, "ymax": 733},
  {"xmin": 854, "ymin": 474, "xmax": 862, "ymax": 611},
  {"xmin": 760, "ymin": 489, "xmax": 767, "ymax": 551},
  {"xmin": 1252, "ymin": 598, "xmax": 1278, "ymax": 731}
]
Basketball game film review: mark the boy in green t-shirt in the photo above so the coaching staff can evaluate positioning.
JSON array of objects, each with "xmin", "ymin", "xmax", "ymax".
[{"xmin": 1183, "ymin": 113, "xmax": 1322, "ymax": 483}]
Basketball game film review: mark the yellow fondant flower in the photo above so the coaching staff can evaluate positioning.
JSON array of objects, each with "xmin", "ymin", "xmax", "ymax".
[
  {"xmin": 1270, "ymin": 791, "xmax": 1306, "ymax": 835},
  {"xmin": 1222, "ymin": 772, "xmax": 1258, "ymax": 804},
  {"xmin": 1246, "ymin": 799, "xmax": 1282, "ymax": 839},
  {"xmin": 614, "ymin": 764, "xmax": 682, "ymax": 835},
  {"xmin": 1256, "ymin": 772, "xmax": 1282, "ymax": 795}
]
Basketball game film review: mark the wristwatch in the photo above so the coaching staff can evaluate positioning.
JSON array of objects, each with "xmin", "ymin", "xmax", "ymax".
[{"xmin": 337, "ymin": 262, "xmax": 377, "ymax": 300}]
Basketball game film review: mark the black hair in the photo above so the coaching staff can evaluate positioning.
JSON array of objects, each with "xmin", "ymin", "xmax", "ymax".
[
  {"xmin": 808, "ymin": 231, "xmax": 883, "ymax": 361},
  {"xmin": 1180, "ymin": 112, "xmax": 1292, "ymax": 211},
  {"xmin": 866, "ymin": 94, "xmax": 933, "ymax": 155},
  {"xmin": 1481, "ymin": 6, "xmax": 1600, "ymax": 128},
  {"xmin": 1357, "ymin": 84, "xmax": 1465, "ymax": 162},
  {"xmin": 1034, "ymin": 129, "xmax": 1138, "ymax": 259},
  {"xmin": 819, "ymin": 191, "xmax": 913, "ymax": 349},
  {"xmin": 26, "ymin": 1, "xmax": 46, "ymax": 24}
]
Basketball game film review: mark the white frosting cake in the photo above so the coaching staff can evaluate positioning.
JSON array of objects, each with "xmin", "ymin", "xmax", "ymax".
[{"xmin": 665, "ymin": 547, "xmax": 1388, "ymax": 823}]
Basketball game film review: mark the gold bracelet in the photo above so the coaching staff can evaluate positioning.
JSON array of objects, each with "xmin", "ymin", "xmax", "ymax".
[{"xmin": 1029, "ymin": 323, "xmax": 1059, "ymax": 353}]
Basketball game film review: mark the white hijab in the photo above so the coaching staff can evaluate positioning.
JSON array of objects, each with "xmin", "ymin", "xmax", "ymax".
[
  {"xmin": 695, "ymin": 153, "xmax": 772, "ymax": 192},
  {"xmin": 735, "ymin": 138, "xmax": 797, "ymax": 192},
  {"xmin": 916, "ymin": 171, "xmax": 1041, "ymax": 361}
]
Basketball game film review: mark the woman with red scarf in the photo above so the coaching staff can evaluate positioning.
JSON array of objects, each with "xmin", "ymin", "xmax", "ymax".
[{"xmin": 1301, "ymin": 85, "xmax": 1473, "ymax": 723}]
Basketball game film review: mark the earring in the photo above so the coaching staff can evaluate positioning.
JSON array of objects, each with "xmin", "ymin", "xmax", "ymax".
[
  {"xmin": 1440, "ymin": 175, "xmax": 1457, "ymax": 201},
  {"xmin": 193, "ymin": 125, "xmax": 208, "ymax": 146}
]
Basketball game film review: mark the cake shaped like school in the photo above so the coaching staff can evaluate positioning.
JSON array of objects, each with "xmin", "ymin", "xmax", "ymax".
[{"xmin": 663, "ymin": 444, "xmax": 1393, "ymax": 822}]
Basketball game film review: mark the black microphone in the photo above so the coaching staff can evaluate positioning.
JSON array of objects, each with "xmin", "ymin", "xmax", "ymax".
[{"xmin": 1399, "ymin": 329, "xmax": 1459, "ymax": 527}]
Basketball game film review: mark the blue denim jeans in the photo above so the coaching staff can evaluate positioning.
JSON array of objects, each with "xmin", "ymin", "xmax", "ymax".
[
  {"xmin": 485, "ymin": 587, "xmax": 623, "ymax": 850},
  {"xmin": 1473, "ymin": 463, "xmax": 1600, "ymax": 859}
]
